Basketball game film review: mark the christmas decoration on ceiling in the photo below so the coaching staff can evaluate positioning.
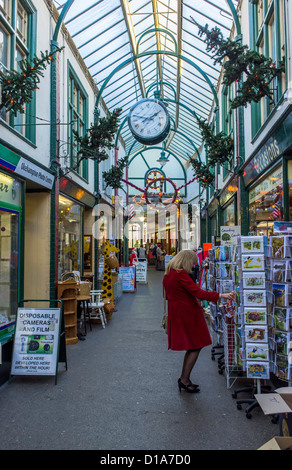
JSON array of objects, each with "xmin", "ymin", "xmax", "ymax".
[
  {"xmin": 191, "ymin": 19, "xmax": 285, "ymax": 109},
  {"xmin": 73, "ymin": 108, "xmax": 122, "ymax": 166},
  {"xmin": 0, "ymin": 47, "xmax": 64, "ymax": 115}
]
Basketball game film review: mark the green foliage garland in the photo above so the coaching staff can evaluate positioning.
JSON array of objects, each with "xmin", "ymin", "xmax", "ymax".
[
  {"xmin": 73, "ymin": 108, "xmax": 122, "ymax": 164},
  {"xmin": 192, "ymin": 19, "xmax": 285, "ymax": 109},
  {"xmin": 103, "ymin": 156, "xmax": 128, "ymax": 190},
  {"xmin": 0, "ymin": 47, "xmax": 64, "ymax": 115}
]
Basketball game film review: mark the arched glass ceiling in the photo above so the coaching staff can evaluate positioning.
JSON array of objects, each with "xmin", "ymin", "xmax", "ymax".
[{"xmin": 53, "ymin": 0, "xmax": 238, "ymax": 166}]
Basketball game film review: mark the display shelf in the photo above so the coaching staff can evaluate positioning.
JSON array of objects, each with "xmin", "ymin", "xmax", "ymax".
[{"xmin": 57, "ymin": 281, "xmax": 78, "ymax": 345}]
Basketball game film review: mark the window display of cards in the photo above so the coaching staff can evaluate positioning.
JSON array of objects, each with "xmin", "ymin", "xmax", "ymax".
[
  {"xmin": 242, "ymin": 254, "xmax": 265, "ymax": 271},
  {"xmin": 242, "ymin": 272, "xmax": 266, "ymax": 289},
  {"xmin": 272, "ymin": 283, "xmax": 292, "ymax": 307},
  {"xmin": 246, "ymin": 361, "xmax": 270, "ymax": 379},
  {"xmin": 270, "ymin": 236, "xmax": 292, "ymax": 258},
  {"xmin": 246, "ymin": 343, "xmax": 269, "ymax": 361},
  {"xmin": 243, "ymin": 289, "xmax": 266, "ymax": 307},
  {"xmin": 241, "ymin": 236, "xmax": 267, "ymax": 254},
  {"xmin": 273, "ymin": 307, "xmax": 292, "ymax": 331},
  {"xmin": 245, "ymin": 325, "xmax": 268, "ymax": 343},
  {"xmin": 244, "ymin": 307, "xmax": 267, "ymax": 325}
]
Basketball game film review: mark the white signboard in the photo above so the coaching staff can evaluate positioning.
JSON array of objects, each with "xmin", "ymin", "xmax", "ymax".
[
  {"xmin": 15, "ymin": 157, "xmax": 55, "ymax": 189},
  {"xmin": 135, "ymin": 260, "xmax": 148, "ymax": 284},
  {"xmin": 220, "ymin": 225, "xmax": 241, "ymax": 245},
  {"xmin": 11, "ymin": 308, "xmax": 61, "ymax": 376}
]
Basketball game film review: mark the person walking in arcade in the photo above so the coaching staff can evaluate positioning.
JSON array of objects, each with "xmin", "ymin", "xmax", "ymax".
[{"xmin": 163, "ymin": 249, "xmax": 235, "ymax": 393}]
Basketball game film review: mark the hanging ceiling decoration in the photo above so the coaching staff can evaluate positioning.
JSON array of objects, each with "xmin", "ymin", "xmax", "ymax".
[{"xmin": 53, "ymin": 0, "xmax": 238, "ymax": 175}]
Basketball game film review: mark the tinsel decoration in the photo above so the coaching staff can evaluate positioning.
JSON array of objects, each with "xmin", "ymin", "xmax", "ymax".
[
  {"xmin": 0, "ymin": 47, "xmax": 64, "ymax": 115},
  {"xmin": 103, "ymin": 156, "xmax": 128, "ymax": 190},
  {"xmin": 73, "ymin": 108, "xmax": 122, "ymax": 164},
  {"xmin": 192, "ymin": 19, "xmax": 285, "ymax": 108}
]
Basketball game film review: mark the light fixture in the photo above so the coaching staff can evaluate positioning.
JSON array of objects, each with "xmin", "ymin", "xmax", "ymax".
[{"xmin": 157, "ymin": 150, "xmax": 169, "ymax": 167}]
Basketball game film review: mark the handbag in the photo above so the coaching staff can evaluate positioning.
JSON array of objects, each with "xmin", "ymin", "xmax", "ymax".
[{"xmin": 161, "ymin": 288, "xmax": 168, "ymax": 334}]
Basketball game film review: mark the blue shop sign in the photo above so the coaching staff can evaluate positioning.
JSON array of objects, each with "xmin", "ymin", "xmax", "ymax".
[{"xmin": 243, "ymin": 111, "xmax": 292, "ymax": 187}]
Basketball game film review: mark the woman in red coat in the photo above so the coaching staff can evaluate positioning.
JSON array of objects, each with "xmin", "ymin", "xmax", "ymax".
[{"xmin": 163, "ymin": 249, "xmax": 235, "ymax": 393}]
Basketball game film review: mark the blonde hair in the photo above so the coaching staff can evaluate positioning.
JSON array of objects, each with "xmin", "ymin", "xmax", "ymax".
[{"xmin": 165, "ymin": 249, "xmax": 198, "ymax": 274}]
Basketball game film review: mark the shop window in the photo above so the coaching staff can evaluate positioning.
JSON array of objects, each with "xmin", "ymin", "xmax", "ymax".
[
  {"xmin": 68, "ymin": 67, "xmax": 88, "ymax": 181},
  {"xmin": 249, "ymin": 166, "xmax": 283, "ymax": 236},
  {"xmin": 58, "ymin": 195, "xmax": 83, "ymax": 279},
  {"xmin": 0, "ymin": 0, "xmax": 36, "ymax": 140},
  {"xmin": 222, "ymin": 200, "xmax": 236, "ymax": 226}
]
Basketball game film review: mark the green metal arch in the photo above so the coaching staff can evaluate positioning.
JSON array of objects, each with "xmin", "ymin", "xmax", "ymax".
[
  {"xmin": 95, "ymin": 50, "xmax": 219, "ymax": 111},
  {"xmin": 225, "ymin": 0, "xmax": 241, "ymax": 37},
  {"xmin": 136, "ymin": 28, "xmax": 178, "ymax": 55},
  {"xmin": 146, "ymin": 81, "xmax": 177, "ymax": 101},
  {"xmin": 128, "ymin": 147, "xmax": 187, "ymax": 181}
]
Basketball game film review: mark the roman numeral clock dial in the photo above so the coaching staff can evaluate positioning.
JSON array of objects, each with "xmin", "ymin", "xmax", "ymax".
[{"xmin": 128, "ymin": 99, "xmax": 170, "ymax": 145}]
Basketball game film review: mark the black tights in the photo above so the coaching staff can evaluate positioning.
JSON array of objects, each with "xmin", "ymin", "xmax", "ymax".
[{"xmin": 180, "ymin": 348, "xmax": 201, "ymax": 385}]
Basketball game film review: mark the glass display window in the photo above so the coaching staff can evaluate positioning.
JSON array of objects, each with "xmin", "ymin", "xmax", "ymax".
[
  {"xmin": 58, "ymin": 195, "xmax": 83, "ymax": 278},
  {"xmin": 222, "ymin": 199, "xmax": 236, "ymax": 226},
  {"xmin": 249, "ymin": 166, "xmax": 283, "ymax": 236}
]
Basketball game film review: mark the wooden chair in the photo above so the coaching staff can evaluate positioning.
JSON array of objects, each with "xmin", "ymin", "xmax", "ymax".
[{"xmin": 88, "ymin": 290, "xmax": 107, "ymax": 328}]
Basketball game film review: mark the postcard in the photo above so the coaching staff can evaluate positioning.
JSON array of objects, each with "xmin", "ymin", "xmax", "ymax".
[
  {"xmin": 243, "ymin": 290, "xmax": 266, "ymax": 307},
  {"xmin": 243, "ymin": 272, "xmax": 266, "ymax": 289},
  {"xmin": 245, "ymin": 325, "xmax": 268, "ymax": 343},
  {"xmin": 246, "ymin": 361, "xmax": 270, "ymax": 379},
  {"xmin": 241, "ymin": 236, "xmax": 267, "ymax": 254},
  {"xmin": 246, "ymin": 343, "xmax": 269, "ymax": 361},
  {"xmin": 244, "ymin": 307, "xmax": 267, "ymax": 325},
  {"xmin": 273, "ymin": 307, "xmax": 292, "ymax": 331},
  {"xmin": 242, "ymin": 254, "xmax": 265, "ymax": 271}
]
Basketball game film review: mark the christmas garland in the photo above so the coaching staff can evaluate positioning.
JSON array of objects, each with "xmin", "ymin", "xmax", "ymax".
[
  {"xmin": 0, "ymin": 47, "xmax": 64, "ymax": 115},
  {"xmin": 103, "ymin": 156, "xmax": 128, "ymax": 190},
  {"xmin": 192, "ymin": 19, "xmax": 285, "ymax": 109},
  {"xmin": 73, "ymin": 108, "xmax": 122, "ymax": 164}
]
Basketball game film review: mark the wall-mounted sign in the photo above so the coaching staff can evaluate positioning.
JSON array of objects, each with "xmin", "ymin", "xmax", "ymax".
[
  {"xmin": 15, "ymin": 157, "xmax": 54, "ymax": 189},
  {"xmin": 0, "ymin": 172, "xmax": 21, "ymax": 206}
]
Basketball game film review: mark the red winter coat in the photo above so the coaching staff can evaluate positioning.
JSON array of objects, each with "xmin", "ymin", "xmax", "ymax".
[{"xmin": 163, "ymin": 269, "xmax": 219, "ymax": 351}]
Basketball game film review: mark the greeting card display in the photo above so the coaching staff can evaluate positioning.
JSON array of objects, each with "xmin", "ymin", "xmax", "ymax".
[
  {"xmin": 216, "ymin": 279, "xmax": 234, "ymax": 294},
  {"xmin": 243, "ymin": 289, "xmax": 266, "ymax": 307},
  {"xmin": 244, "ymin": 307, "xmax": 267, "ymax": 325},
  {"xmin": 242, "ymin": 254, "xmax": 265, "ymax": 271},
  {"xmin": 274, "ymin": 331, "xmax": 292, "ymax": 355},
  {"xmin": 246, "ymin": 343, "xmax": 269, "ymax": 361},
  {"xmin": 274, "ymin": 354, "xmax": 291, "ymax": 381},
  {"xmin": 243, "ymin": 272, "xmax": 266, "ymax": 289},
  {"xmin": 270, "ymin": 259, "xmax": 290, "ymax": 282},
  {"xmin": 215, "ymin": 262, "xmax": 232, "ymax": 279},
  {"xmin": 245, "ymin": 325, "xmax": 268, "ymax": 343},
  {"xmin": 246, "ymin": 361, "xmax": 270, "ymax": 379}
]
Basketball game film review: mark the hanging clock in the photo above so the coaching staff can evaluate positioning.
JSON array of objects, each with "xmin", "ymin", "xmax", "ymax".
[{"xmin": 128, "ymin": 99, "xmax": 170, "ymax": 145}]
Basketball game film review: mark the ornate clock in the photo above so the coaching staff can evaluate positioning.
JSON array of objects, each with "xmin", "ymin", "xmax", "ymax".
[{"xmin": 128, "ymin": 99, "xmax": 170, "ymax": 145}]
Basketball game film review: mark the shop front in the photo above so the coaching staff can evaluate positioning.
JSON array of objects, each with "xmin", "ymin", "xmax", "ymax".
[
  {"xmin": 242, "ymin": 108, "xmax": 292, "ymax": 236},
  {"xmin": 0, "ymin": 143, "xmax": 55, "ymax": 385}
]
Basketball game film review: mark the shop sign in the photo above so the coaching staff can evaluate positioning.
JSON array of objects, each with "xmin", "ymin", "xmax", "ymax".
[
  {"xmin": 15, "ymin": 157, "xmax": 54, "ymax": 189},
  {"xmin": 243, "ymin": 111, "xmax": 292, "ymax": 187},
  {"xmin": 135, "ymin": 260, "xmax": 148, "ymax": 284},
  {"xmin": 119, "ymin": 266, "xmax": 136, "ymax": 292},
  {"xmin": 0, "ymin": 172, "xmax": 21, "ymax": 206},
  {"xmin": 273, "ymin": 221, "xmax": 292, "ymax": 233},
  {"xmin": 220, "ymin": 225, "xmax": 241, "ymax": 245},
  {"xmin": 11, "ymin": 308, "xmax": 61, "ymax": 376}
]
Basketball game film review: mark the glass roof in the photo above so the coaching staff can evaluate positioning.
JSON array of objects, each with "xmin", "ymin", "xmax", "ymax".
[{"xmin": 53, "ymin": 0, "xmax": 238, "ymax": 172}]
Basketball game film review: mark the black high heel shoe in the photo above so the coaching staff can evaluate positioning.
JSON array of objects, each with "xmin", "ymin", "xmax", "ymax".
[{"xmin": 178, "ymin": 378, "xmax": 200, "ymax": 393}]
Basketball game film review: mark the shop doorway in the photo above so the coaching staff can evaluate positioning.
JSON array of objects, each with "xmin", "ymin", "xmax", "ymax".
[{"xmin": 0, "ymin": 208, "xmax": 19, "ymax": 337}]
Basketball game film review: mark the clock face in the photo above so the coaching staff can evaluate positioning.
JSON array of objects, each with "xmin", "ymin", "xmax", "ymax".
[{"xmin": 128, "ymin": 99, "xmax": 170, "ymax": 145}]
